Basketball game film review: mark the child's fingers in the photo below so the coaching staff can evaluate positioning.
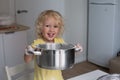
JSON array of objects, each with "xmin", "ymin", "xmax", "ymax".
[{"xmin": 75, "ymin": 43, "xmax": 83, "ymax": 52}]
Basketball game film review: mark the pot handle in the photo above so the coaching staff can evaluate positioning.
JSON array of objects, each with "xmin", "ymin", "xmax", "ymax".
[
  {"xmin": 26, "ymin": 45, "xmax": 41, "ymax": 55},
  {"xmin": 74, "ymin": 47, "xmax": 81, "ymax": 52}
]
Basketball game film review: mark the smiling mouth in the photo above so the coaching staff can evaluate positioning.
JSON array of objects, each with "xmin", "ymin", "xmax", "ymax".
[{"xmin": 47, "ymin": 33, "xmax": 55, "ymax": 38}]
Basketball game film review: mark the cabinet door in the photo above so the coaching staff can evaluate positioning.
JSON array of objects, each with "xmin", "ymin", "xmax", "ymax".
[
  {"xmin": 3, "ymin": 31, "xmax": 27, "ymax": 67},
  {"xmin": 0, "ymin": 34, "xmax": 6, "ymax": 80}
]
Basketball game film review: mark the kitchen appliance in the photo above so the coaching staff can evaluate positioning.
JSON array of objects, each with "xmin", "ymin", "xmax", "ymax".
[
  {"xmin": 88, "ymin": 0, "xmax": 120, "ymax": 67},
  {"xmin": 97, "ymin": 74, "xmax": 120, "ymax": 80},
  {"xmin": 27, "ymin": 43, "xmax": 80, "ymax": 70}
]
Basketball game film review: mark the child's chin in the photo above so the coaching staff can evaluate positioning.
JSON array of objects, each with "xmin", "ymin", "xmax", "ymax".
[{"xmin": 47, "ymin": 38, "xmax": 54, "ymax": 42}]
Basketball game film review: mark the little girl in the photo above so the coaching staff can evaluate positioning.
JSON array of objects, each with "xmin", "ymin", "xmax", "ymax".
[{"xmin": 24, "ymin": 10, "xmax": 83, "ymax": 80}]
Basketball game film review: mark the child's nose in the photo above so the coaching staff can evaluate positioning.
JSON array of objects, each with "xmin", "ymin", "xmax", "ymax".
[{"xmin": 49, "ymin": 26, "xmax": 54, "ymax": 31}]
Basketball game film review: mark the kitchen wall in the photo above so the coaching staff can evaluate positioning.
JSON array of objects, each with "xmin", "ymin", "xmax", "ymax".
[
  {"xmin": 0, "ymin": 0, "xmax": 87, "ymax": 63},
  {"xmin": 64, "ymin": 0, "xmax": 87, "ymax": 63}
]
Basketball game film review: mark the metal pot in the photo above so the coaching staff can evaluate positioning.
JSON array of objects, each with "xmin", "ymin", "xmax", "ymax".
[
  {"xmin": 97, "ymin": 74, "xmax": 120, "ymax": 80},
  {"xmin": 35, "ymin": 43, "xmax": 75, "ymax": 70}
]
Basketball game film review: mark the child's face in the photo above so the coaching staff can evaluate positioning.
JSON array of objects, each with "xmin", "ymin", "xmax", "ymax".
[{"xmin": 41, "ymin": 17, "xmax": 60, "ymax": 42}]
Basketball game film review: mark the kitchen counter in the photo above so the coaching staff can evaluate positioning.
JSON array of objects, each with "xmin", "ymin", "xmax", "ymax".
[
  {"xmin": 0, "ymin": 24, "xmax": 29, "ymax": 33},
  {"xmin": 67, "ymin": 70, "xmax": 107, "ymax": 80}
]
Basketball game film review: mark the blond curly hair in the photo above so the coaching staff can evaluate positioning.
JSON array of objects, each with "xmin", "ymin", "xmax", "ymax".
[{"xmin": 35, "ymin": 10, "xmax": 64, "ymax": 38}]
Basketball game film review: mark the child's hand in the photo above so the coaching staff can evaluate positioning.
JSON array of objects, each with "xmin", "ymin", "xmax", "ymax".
[
  {"xmin": 25, "ymin": 45, "xmax": 34, "ymax": 55},
  {"xmin": 74, "ymin": 43, "xmax": 83, "ymax": 52},
  {"xmin": 25, "ymin": 45, "xmax": 41, "ymax": 55}
]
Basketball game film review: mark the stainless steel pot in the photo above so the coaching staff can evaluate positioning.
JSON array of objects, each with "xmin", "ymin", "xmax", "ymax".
[
  {"xmin": 97, "ymin": 74, "xmax": 120, "ymax": 80},
  {"xmin": 35, "ymin": 43, "xmax": 75, "ymax": 70}
]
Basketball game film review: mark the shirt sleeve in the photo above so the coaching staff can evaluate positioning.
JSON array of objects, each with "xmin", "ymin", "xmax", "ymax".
[
  {"xmin": 55, "ymin": 38, "xmax": 65, "ymax": 44},
  {"xmin": 31, "ymin": 39, "xmax": 45, "ymax": 48}
]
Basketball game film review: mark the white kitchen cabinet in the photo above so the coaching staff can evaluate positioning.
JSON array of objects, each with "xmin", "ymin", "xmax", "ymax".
[
  {"xmin": 0, "ymin": 0, "xmax": 9, "ymax": 14},
  {"xmin": 0, "ymin": 35, "xmax": 6, "ymax": 80},
  {"xmin": 0, "ymin": 25, "xmax": 28, "ymax": 79},
  {"xmin": 3, "ymin": 30, "xmax": 27, "ymax": 67}
]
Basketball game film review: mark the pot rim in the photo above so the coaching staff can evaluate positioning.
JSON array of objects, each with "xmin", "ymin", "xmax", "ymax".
[{"xmin": 36, "ymin": 43, "xmax": 75, "ymax": 50}]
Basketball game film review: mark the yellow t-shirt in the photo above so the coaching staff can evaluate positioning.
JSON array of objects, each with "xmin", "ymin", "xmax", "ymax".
[{"xmin": 31, "ymin": 38, "xmax": 65, "ymax": 80}]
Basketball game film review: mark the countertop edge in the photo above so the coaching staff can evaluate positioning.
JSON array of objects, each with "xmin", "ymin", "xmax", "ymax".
[{"xmin": 0, "ymin": 24, "xmax": 30, "ymax": 34}]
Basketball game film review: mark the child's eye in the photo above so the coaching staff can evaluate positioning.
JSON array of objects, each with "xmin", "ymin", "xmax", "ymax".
[
  {"xmin": 54, "ymin": 26, "xmax": 58, "ymax": 28},
  {"xmin": 45, "ymin": 25, "xmax": 49, "ymax": 27}
]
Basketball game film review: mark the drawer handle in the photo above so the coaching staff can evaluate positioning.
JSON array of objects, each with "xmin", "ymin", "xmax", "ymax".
[{"xmin": 5, "ymin": 31, "xmax": 15, "ymax": 34}]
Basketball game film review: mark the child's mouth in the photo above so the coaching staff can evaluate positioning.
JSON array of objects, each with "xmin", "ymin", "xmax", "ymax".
[{"xmin": 47, "ymin": 33, "xmax": 55, "ymax": 38}]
